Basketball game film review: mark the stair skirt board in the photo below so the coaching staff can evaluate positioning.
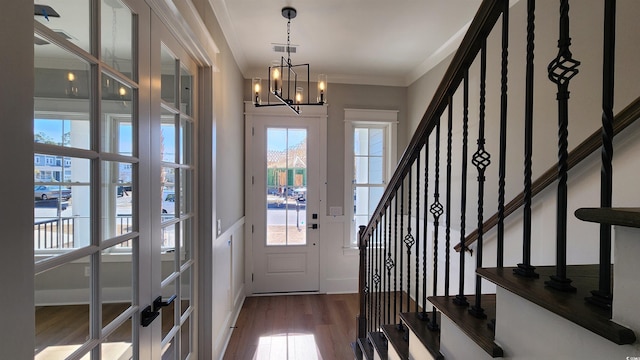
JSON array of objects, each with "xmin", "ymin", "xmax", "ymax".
[{"xmin": 356, "ymin": 337, "xmax": 374, "ymax": 360}]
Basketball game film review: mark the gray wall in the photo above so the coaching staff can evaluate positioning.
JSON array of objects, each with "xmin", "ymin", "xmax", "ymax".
[
  {"xmin": 192, "ymin": 0, "xmax": 246, "ymax": 233},
  {"xmin": 244, "ymin": 81, "xmax": 408, "ymax": 213}
]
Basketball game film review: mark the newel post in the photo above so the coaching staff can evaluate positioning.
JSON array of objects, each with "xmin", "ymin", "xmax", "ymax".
[{"xmin": 356, "ymin": 225, "xmax": 368, "ymax": 339}]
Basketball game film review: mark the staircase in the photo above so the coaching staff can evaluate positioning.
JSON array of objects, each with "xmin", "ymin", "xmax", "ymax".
[{"xmin": 354, "ymin": 0, "xmax": 640, "ymax": 359}]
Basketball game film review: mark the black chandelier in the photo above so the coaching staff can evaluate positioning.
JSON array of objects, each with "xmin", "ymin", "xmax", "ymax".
[{"xmin": 253, "ymin": 7, "xmax": 327, "ymax": 114}]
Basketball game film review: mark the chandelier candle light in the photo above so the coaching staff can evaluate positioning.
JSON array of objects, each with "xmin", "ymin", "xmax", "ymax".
[{"xmin": 253, "ymin": 7, "xmax": 327, "ymax": 114}]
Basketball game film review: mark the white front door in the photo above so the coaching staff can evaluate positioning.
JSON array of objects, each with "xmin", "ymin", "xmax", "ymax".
[{"xmin": 248, "ymin": 109, "xmax": 324, "ymax": 293}]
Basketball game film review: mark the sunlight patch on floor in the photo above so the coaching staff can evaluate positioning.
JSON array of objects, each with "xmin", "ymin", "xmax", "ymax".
[{"xmin": 254, "ymin": 333, "xmax": 321, "ymax": 360}]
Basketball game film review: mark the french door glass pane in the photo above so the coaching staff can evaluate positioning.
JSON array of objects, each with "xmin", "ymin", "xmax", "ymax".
[
  {"xmin": 161, "ymin": 279, "xmax": 177, "ymax": 341},
  {"xmin": 35, "ymin": 256, "xmax": 91, "ymax": 359},
  {"xmin": 34, "ymin": 0, "xmax": 91, "ymax": 53},
  {"xmin": 179, "ymin": 218, "xmax": 193, "ymax": 266},
  {"xmin": 161, "ymin": 45, "xmax": 177, "ymax": 105},
  {"xmin": 266, "ymin": 128, "xmax": 307, "ymax": 246},
  {"xmin": 101, "ymin": 244, "xmax": 133, "ymax": 327},
  {"xmin": 161, "ymin": 118, "xmax": 177, "ymax": 163},
  {"xmin": 101, "ymin": 0, "xmax": 133, "ymax": 79},
  {"xmin": 162, "ymin": 167, "xmax": 176, "ymax": 219},
  {"xmin": 180, "ymin": 266, "xmax": 192, "ymax": 316},
  {"xmin": 180, "ymin": 65, "xmax": 193, "ymax": 115},
  {"xmin": 180, "ymin": 317, "xmax": 191, "ymax": 360},
  {"xmin": 162, "ymin": 223, "xmax": 177, "ymax": 280},
  {"xmin": 179, "ymin": 118, "xmax": 193, "ymax": 165},
  {"xmin": 102, "ymin": 161, "xmax": 135, "ymax": 240},
  {"xmin": 34, "ymin": 156, "xmax": 91, "ymax": 258},
  {"xmin": 102, "ymin": 318, "xmax": 134, "ymax": 360},
  {"xmin": 101, "ymin": 73, "xmax": 134, "ymax": 154}
]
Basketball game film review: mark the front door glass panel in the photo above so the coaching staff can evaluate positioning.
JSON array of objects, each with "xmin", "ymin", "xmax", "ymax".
[{"xmin": 266, "ymin": 128, "xmax": 307, "ymax": 246}]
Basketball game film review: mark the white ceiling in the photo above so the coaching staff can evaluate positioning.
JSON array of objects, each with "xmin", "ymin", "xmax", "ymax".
[{"xmin": 210, "ymin": 0, "xmax": 483, "ymax": 86}]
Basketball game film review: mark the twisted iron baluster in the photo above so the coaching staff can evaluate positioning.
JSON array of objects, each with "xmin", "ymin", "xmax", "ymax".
[
  {"xmin": 405, "ymin": 168, "xmax": 415, "ymax": 313},
  {"xmin": 386, "ymin": 206, "xmax": 394, "ymax": 323},
  {"xmin": 397, "ymin": 181, "xmax": 405, "ymax": 331},
  {"xmin": 393, "ymin": 194, "xmax": 398, "ymax": 324},
  {"xmin": 454, "ymin": 69, "xmax": 470, "ymax": 307},
  {"xmin": 497, "ymin": 0, "xmax": 509, "ymax": 269},
  {"xmin": 545, "ymin": 0, "xmax": 580, "ymax": 292},
  {"xmin": 515, "ymin": 0, "xmax": 540, "ymax": 278},
  {"xmin": 374, "ymin": 225, "xmax": 381, "ymax": 331},
  {"xmin": 420, "ymin": 138, "xmax": 430, "ymax": 320},
  {"xmin": 469, "ymin": 39, "xmax": 490, "ymax": 319},
  {"xmin": 429, "ymin": 120, "xmax": 443, "ymax": 331},
  {"xmin": 587, "ymin": 0, "xmax": 616, "ymax": 309},
  {"xmin": 445, "ymin": 96, "xmax": 453, "ymax": 297}
]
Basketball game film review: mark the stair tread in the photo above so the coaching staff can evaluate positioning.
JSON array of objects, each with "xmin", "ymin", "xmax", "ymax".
[
  {"xmin": 478, "ymin": 265, "xmax": 636, "ymax": 345},
  {"xmin": 575, "ymin": 207, "xmax": 640, "ymax": 228},
  {"xmin": 356, "ymin": 337, "xmax": 374, "ymax": 360},
  {"xmin": 368, "ymin": 331, "xmax": 388, "ymax": 360},
  {"xmin": 400, "ymin": 312, "xmax": 444, "ymax": 360},
  {"xmin": 381, "ymin": 324, "xmax": 409, "ymax": 359},
  {"xmin": 429, "ymin": 294, "xmax": 503, "ymax": 357}
]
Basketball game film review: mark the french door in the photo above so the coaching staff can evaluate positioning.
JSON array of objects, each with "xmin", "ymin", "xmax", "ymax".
[
  {"xmin": 32, "ymin": 1, "xmax": 197, "ymax": 358},
  {"xmin": 247, "ymin": 108, "xmax": 324, "ymax": 293}
]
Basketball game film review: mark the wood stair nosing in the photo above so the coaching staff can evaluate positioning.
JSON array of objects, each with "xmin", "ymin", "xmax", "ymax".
[
  {"xmin": 368, "ymin": 331, "xmax": 388, "ymax": 360},
  {"xmin": 356, "ymin": 337, "xmax": 374, "ymax": 360},
  {"xmin": 477, "ymin": 265, "xmax": 637, "ymax": 345},
  {"xmin": 381, "ymin": 324, "xmax": 410, "ymax": 360},
  {"xmin": 400, "ymin": 312, "xmax": 444, "ymax": 360},
  {"xmin": 428, "ymin": 294, "xmax": 503, "ymax": 358}
]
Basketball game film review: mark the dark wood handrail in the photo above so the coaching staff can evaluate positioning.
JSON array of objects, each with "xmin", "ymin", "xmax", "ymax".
[
  {"xmin": 361, "ymin": 0, "xmax": 504, "ymax": 240},
  {"xmin": 455, "ymin": 96, "xmax": 640, "ymax": 251}
]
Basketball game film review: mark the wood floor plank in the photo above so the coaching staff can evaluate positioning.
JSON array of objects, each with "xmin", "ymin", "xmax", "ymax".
[{"xmin": 224, "ymin": 293, "xmax": 359, "ymax": 360}]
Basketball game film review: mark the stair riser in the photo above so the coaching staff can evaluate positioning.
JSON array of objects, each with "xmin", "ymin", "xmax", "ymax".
[
  {"xmin": 494, "ymin": 288, "xmax": 639, "ymax": 358},
  {"xmin": 408, "ymin": 330, "xmax": 436, "ymax": 360},
  {"xmin": 439, "ymin": 315, "xmax": 493, "ymax": 360}
]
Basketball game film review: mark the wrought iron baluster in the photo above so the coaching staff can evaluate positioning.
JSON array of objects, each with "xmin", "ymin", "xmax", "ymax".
[
  {"xmin": 454, "ymin": 69, "xmax": 470, "ymax": 307},
  {"xmin": 374, "ymin": 225, "xmax": 381, "ymax": 331},
  {"xmin": 587, "ymin": 0, "xmax": 616, "ymax": 309},
  {"xmin": 515, "ymin": 0, "xmax": 540, "ymax": 278},
  {"xmin": 386, "ymin": 206, "xmax": 394, "ymax": 324},
  {"xmin": 429, "ymin": 120, "xmax": 443, "ymax": 331},
  {"xmin": 497, "ymin": 0, "xmax": 510, "ymax": 269},
  {"xmin": 415, "ymin": 152, "xmax": 421, "ymax": 313},
  {"xmin": 405, "ymin": 168, "xmax": 415, "ymax": 313},
  {"xmin": 367, "ymin": 229, "xmax": 373, "ymax": 332},
  {"xmin": 470, "ymin": 39, "xmax": 490, "ymax": 319},
  {"xmin": 357, "ymin": 225, "xmax": 367, "ymax": 338},
  {"xmin": 420, "ymin": 139, "xmax": 430, "ymax": 320},
  {"xmin": 393, "ymin": 194, "xmax": 398, "ymax": 323},
  {"xmin": 397, "ymin": 181, "xmax": 405, "ymax": 330},
  {"xmin": 445, "ymin": 96, "xmax": 453, "ymax": 297},
  {"xmin": 545, "ymin": 0, "xmax": 580, "ymax": 292}
]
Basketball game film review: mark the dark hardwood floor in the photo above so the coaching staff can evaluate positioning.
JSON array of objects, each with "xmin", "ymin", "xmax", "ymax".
[{"xmin": 223, "ymin": 293, "xmax": 359, "ymax": 360}]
